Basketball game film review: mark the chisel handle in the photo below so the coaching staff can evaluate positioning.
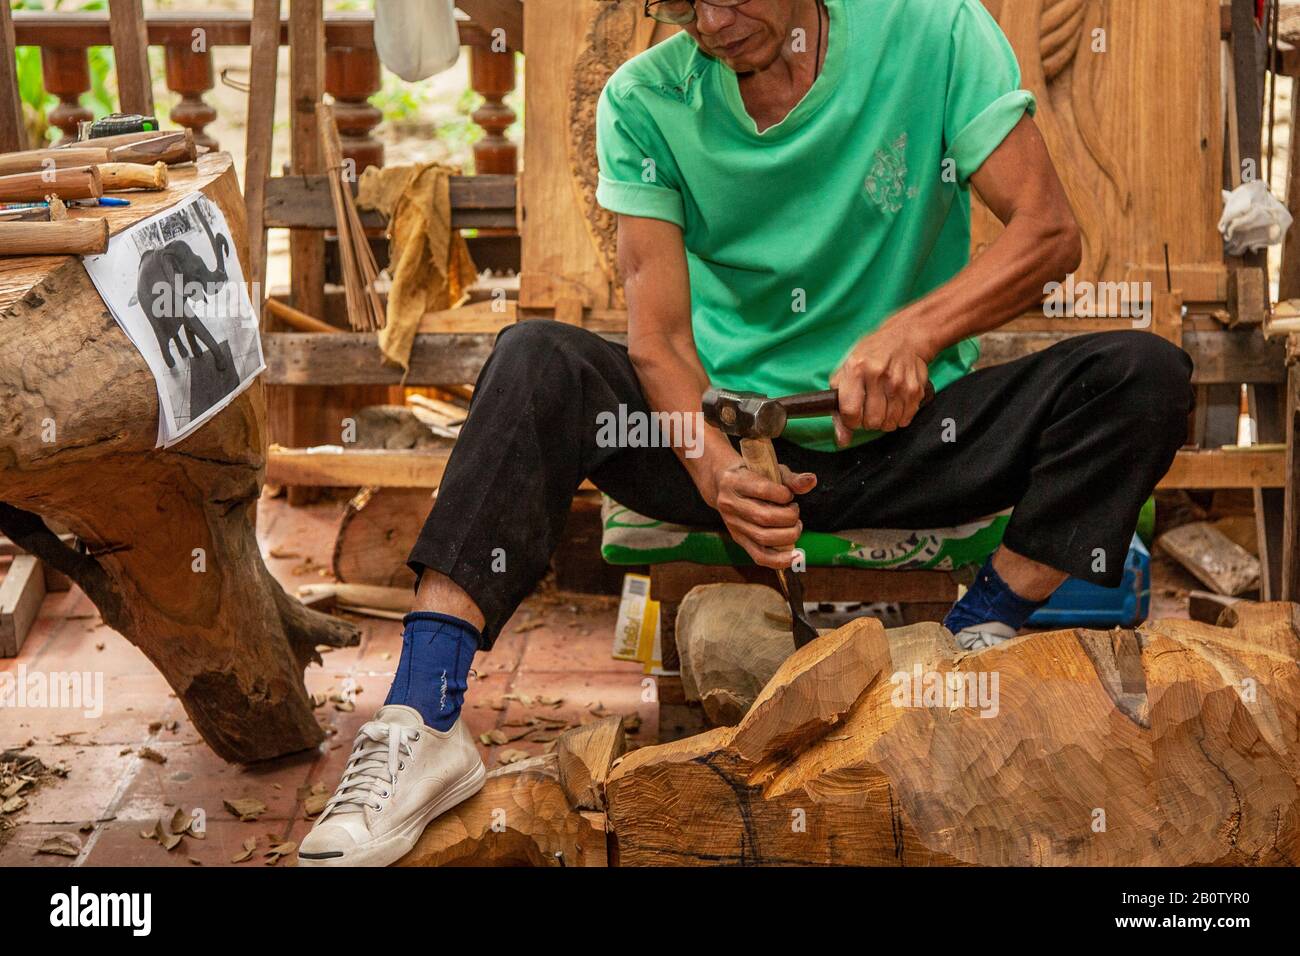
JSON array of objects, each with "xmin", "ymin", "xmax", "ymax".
[
  {"xmin": 739, "ymin": 435, "xmax": 791, "ymax": 586},
  {"xmin": 98, "ymin": 161, "xmax": 168, "ymax": 191}
]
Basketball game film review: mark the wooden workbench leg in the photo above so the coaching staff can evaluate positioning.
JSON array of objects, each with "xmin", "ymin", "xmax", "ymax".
[{"xmin": 1282, "ymin": 335, "xmax": 1300, "ymax": 601}]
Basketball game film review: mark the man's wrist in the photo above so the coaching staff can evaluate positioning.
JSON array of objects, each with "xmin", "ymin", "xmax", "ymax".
[{"xmin": 883, "ymin": 313, "xmax": 942, "ymax": 363}]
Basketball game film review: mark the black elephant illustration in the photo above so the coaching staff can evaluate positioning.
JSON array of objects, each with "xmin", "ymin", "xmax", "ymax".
[{"xmin": 133, "ymin": 199, "xmax": 230, "ymax": 372}]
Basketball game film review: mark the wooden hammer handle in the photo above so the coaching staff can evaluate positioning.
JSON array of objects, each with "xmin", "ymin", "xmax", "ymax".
[
  {"xmin": 0, "ymin": 219, "xmax": 109, "ymax": 256},
  {"xmin": 98, "ymin": 161, "xmax": 168, "ymax": 191},
  {"xmin": 0, "ymin": 165, "xmax": 102, "ymax": 202}
]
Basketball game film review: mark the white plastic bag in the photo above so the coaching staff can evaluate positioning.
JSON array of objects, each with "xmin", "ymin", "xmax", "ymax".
[
  {"xmin": 373, "ymin": 0, "xmax": 461, "ymax": 82},
  {"xmin": 1219, "ymin": 180, "xmax": 1293, "ymax": 255}
]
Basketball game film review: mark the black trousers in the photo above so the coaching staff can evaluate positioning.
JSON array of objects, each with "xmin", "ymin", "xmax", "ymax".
[{"xmin": 408, "ymin": 322, "xmax": 1193, "ymax": 648}]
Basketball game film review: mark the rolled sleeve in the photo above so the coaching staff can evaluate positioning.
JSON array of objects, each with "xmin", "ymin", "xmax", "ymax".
[
  {"xmin": 596, "ymin": 83, "xmax": 685, "ymax": 227},
  {"xmin": 942, "ymin": 0, "xmax": 1037, "ymax": 185}
]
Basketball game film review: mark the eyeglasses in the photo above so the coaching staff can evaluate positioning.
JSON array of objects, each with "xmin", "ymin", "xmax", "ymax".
[{"xmin": 644, "ymin": 0, "xmax": 749, "ymax": 26}]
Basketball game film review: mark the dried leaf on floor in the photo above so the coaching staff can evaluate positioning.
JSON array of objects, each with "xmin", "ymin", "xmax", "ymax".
[
  {"xmin": 36, "ymin": 833, "xmax": 81, "ymax": 858},
  {"xmin": 497, "ymin": 749, "xmax": 530, "ymax": 765},
  {"xmin": 224, "ymin": 798, "xmax": 268, "ymax": 822},
  {"xmin": 138, "ymin": 747, "xmax": 167, "ymax": 765},
  {"xmin": 479, "ymin": 729, "xmax": 510, "ymax": 746},
  {"xmin": 264, "ymin": 841, "xmax": 297, "ymax": 865},
  {"xmin": 231, "ymin": 837, "xmax": 258, "ymax": 864}
]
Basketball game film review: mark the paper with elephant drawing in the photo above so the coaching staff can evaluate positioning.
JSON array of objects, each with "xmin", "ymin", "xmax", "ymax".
[{"xmin": 82, "ymin": 191, "xmax": 265, "ymax": 448}]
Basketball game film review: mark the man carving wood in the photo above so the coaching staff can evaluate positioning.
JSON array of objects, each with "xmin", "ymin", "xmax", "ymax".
[{"xmin": 300, "ymin": 0, "xmax": 1193, "ymax": 867}]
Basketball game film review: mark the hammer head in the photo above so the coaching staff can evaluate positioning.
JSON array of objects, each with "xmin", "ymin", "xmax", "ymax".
[{"xmin": 701, "ymin": 388, "xmax": 787, "ymax": 439}]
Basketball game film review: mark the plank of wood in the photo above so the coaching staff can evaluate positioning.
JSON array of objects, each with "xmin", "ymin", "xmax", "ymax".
[
  {"xmin": 244, "ymin": 0, "xmax": 280, "ymax": 301},
  {"xmin": 1157, "ymin": 521, "xmax": 1260, "ymax": 595},
  {"xmin": 975, "ymin": 329, "xmax": 1287, "ymax": 383},
  {"xmin": 649, "ymin": 562, "xmax": 959, "ymax": 605},
  {"xmin": 0, "ymin": 0, "xmax": 27, "ymax": 153},
  {"xmin": 262, "ymin": 174, "xmax": 517, "ymax": 230},
  {"xmin": 1158, "ymin": 448, "xmax": 1286, "ymax": 488},
  {"xmin": 107, "ymin": 0, "xmax": 154, "ymax": 116},
  {"xmin": 0, "ymin": 553, "xmax": 46, "ymax": 657},
  {"xmin": 267, "ymin": 446, "xmax": 451, "ymax": 487},
  {"xmin": 261, "ymin": 331, "xmax": 508, "ymax": 386},
  {"xmin": 1283, "ymin": 336, "xmax": 1300, "ymax": 600}
]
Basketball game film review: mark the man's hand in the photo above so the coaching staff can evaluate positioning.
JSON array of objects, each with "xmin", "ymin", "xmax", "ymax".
[
  {"xmin": 708, "ymin": 457, "xmax": 817, "ymax": 569},
  {"xmin": 829, "ymin": 320, "xmax": 934, "ymax": 446}
]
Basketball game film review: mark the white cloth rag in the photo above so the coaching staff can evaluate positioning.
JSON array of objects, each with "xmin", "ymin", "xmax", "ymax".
[{"xmin": 1219, "ymin": 180, "xmax": 1293, "ymax": 255}]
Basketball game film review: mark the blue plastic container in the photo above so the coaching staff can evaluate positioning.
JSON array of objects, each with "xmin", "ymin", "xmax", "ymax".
[{"xmin": 1026, "ymin": 534, "xmax": 1150, "ymax": 628}]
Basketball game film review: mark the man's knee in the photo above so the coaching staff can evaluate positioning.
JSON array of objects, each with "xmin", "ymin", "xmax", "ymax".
[
  {"xmin": 1092, "ymin": 331, "xmax": 1193, "ymax": 437},
  {"xmin": 491, "ymin": 318, "xmax": 604, "ymax": 366}
]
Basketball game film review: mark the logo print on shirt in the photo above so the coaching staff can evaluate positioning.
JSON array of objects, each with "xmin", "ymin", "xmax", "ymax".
[{"xmin": 864, "ymin": 132, "xmax": 919, "ymax": 215}]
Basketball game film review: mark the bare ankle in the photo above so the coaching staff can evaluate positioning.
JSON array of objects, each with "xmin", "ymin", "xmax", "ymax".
[{"xmin": 413, "ymin": 570, "xmax": 486, "ymax": 631}]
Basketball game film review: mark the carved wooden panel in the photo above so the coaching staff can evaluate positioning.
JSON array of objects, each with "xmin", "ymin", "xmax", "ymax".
[{"xmin": 976, "ymin": 0, "xmax": 1224, "ymax": 296}]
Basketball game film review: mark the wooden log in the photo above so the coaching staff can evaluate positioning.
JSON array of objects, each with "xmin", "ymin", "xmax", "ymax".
[
  {"xmin": 605, "ymin": 604, "xmax": 1300, "ymax": 866},
  {"xmin": 0, "ymin": 218, "xmax": 108, "ymax": 255},
  {"xmin": 0, "ymin": 155, "xmax": 359, "ymax": 763},
  {"xmin": 397, "ymin": 752, "xmax": 607, "ymax": 867},
  {"xmin": 97, "ymin": 161, "xmax": 168, "ymax": 191},
  {"xmin": 332, "ymin": 487, "xmax": 431, "ymax": 588},
  {"xmin": 675, "ymin": 583, "xmax": 797, "ymax": 726},
  {"xmin": 0, "ymin": 165, "xmax": 101, "ymax": 202}
]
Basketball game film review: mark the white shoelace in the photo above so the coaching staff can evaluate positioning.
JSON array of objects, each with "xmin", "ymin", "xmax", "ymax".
[{"xmin": 322, "ymin": 721, "xmax": 418, "ymax": 817}]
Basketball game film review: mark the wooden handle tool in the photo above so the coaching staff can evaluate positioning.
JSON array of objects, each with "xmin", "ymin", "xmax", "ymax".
[
  {"xmin": 0, "ymin": 147, "xmax": 112, "ymax": 177},
  {"xmin": 0, "ymin": 218, "xmax": 109, "ymax": 256},
  {"xmin": 0, "ymin": 166, "xmax": 103, "ymax": 202},
  {"xmin": 97, "ymin": 161, "xmax": 169, "ymax": 191}
]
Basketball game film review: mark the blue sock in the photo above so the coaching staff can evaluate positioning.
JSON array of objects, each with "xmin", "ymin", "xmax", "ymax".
[
  {"xmin": 384, "ymin": 611, "xmax": 479, "ymax": 731},
  {"xmin": 943, "ymin": 558, "xmax": 1049, "ymax": 635}
]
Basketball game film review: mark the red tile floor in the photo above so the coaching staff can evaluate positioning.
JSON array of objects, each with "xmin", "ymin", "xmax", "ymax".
[
  {"xmin": 0, "ymin": 493, "xmax": 1198, "ymax": 867},
  {"xmin": 0, "ymin": 494, "xmax": 650, "ymax": 867}
]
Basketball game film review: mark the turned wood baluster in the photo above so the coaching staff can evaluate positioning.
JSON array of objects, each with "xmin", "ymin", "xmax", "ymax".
[
  {"xmin": 470, "ymin": 43, "xmax": 516, "ymax": 175},
  {"xmin": 40, "ymin": 46, "xmax": 92, "ymax": 143},
  {"xmin": 164, "ymin": 41, "xmax": 217, "ymax": 150},
  {"xmin": 325, "ymin": 44, "xmax": 383, "ymax": 174}
]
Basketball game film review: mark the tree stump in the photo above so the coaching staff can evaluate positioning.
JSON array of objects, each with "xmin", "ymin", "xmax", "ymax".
[
  {"xmin": 0, "ymin": 153, "xmax": 358, "ymax": 763},
  {"xmin": 605, "ymin": 603, "xmax": 1300, "ymax": 866}
]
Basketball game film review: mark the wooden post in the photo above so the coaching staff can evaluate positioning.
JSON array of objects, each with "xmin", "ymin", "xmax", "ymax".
[
  {"xmin": 40, "ymin": 46, "xmax": 93, "ymax": 143},
  {"xmin": 163, "ymin": 42, "xmax": 217, "ymax": 150},
  {"xmin": 470, "ymin": 44, "xmax": 517, "ymax": 175},
  {"xmin": 244, "ymin": 0, "xmax": 280, "ymax": 301},
  {"xmin": 1283, "ymin": 335, "xmax": 1300, "ymax": 601},
  {"xmin": 324, "ymin": 44, "xmax": 383, "ymax": 173},
  {"xmin": 107, "ymin": 0, "xmax": 154, "ymax": 117},
  {"xmin": 0, "ymin": 0, "xmax": 27, "ymax": 152}
]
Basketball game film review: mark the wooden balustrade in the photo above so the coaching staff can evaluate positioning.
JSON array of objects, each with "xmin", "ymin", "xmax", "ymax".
[{"xmin": 12, "ymin": 10, "xmax": 517, "ymax": 175}]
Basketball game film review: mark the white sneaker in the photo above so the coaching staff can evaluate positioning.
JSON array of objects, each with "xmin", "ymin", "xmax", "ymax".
[
  {"xmin": 952, "ymin": 621, "xmax": 1018, "ymax": 652},
  {"xmin": 297, "ymin": 704, "xmax": 485, "ymax": 867}
]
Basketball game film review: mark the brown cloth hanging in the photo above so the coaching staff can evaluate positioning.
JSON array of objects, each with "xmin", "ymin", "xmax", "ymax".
[{"xmin": 357, "ymin": 162, "xmax": 478, "ymax": 372}]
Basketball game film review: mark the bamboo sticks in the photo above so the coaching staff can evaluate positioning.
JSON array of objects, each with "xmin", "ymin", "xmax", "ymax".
[{"xmin": 317, "ymin": 102, "xmax": 385, "ymax": 332}]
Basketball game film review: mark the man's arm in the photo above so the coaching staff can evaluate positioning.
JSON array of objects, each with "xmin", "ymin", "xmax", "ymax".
[
  {"xmin": 831, "ymin": 115, "xmax": 1082, "ymax": 443},
  {"xmin": 620, "ymin": 214, "xmax": 813, "ymax": 568}
]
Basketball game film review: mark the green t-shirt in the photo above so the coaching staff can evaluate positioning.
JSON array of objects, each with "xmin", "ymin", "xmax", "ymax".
[{"xmin": 596, "ymin": 0, "xmax": 1035, "ymax": 451}]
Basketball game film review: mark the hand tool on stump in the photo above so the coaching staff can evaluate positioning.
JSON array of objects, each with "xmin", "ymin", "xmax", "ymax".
[{"xmin": 701, "ymin": 383, "xmax": 936, "ymax": 648}]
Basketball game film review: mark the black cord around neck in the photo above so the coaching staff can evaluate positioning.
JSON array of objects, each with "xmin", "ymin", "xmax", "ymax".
[{"xmin": 814, "ymin": 0, "xmax": 825, "ymax": 83}]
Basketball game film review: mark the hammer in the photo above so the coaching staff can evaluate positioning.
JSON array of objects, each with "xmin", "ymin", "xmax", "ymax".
[{"xmin": 701, "ymin": 383, "xmax": 935, "ymax": 648}]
